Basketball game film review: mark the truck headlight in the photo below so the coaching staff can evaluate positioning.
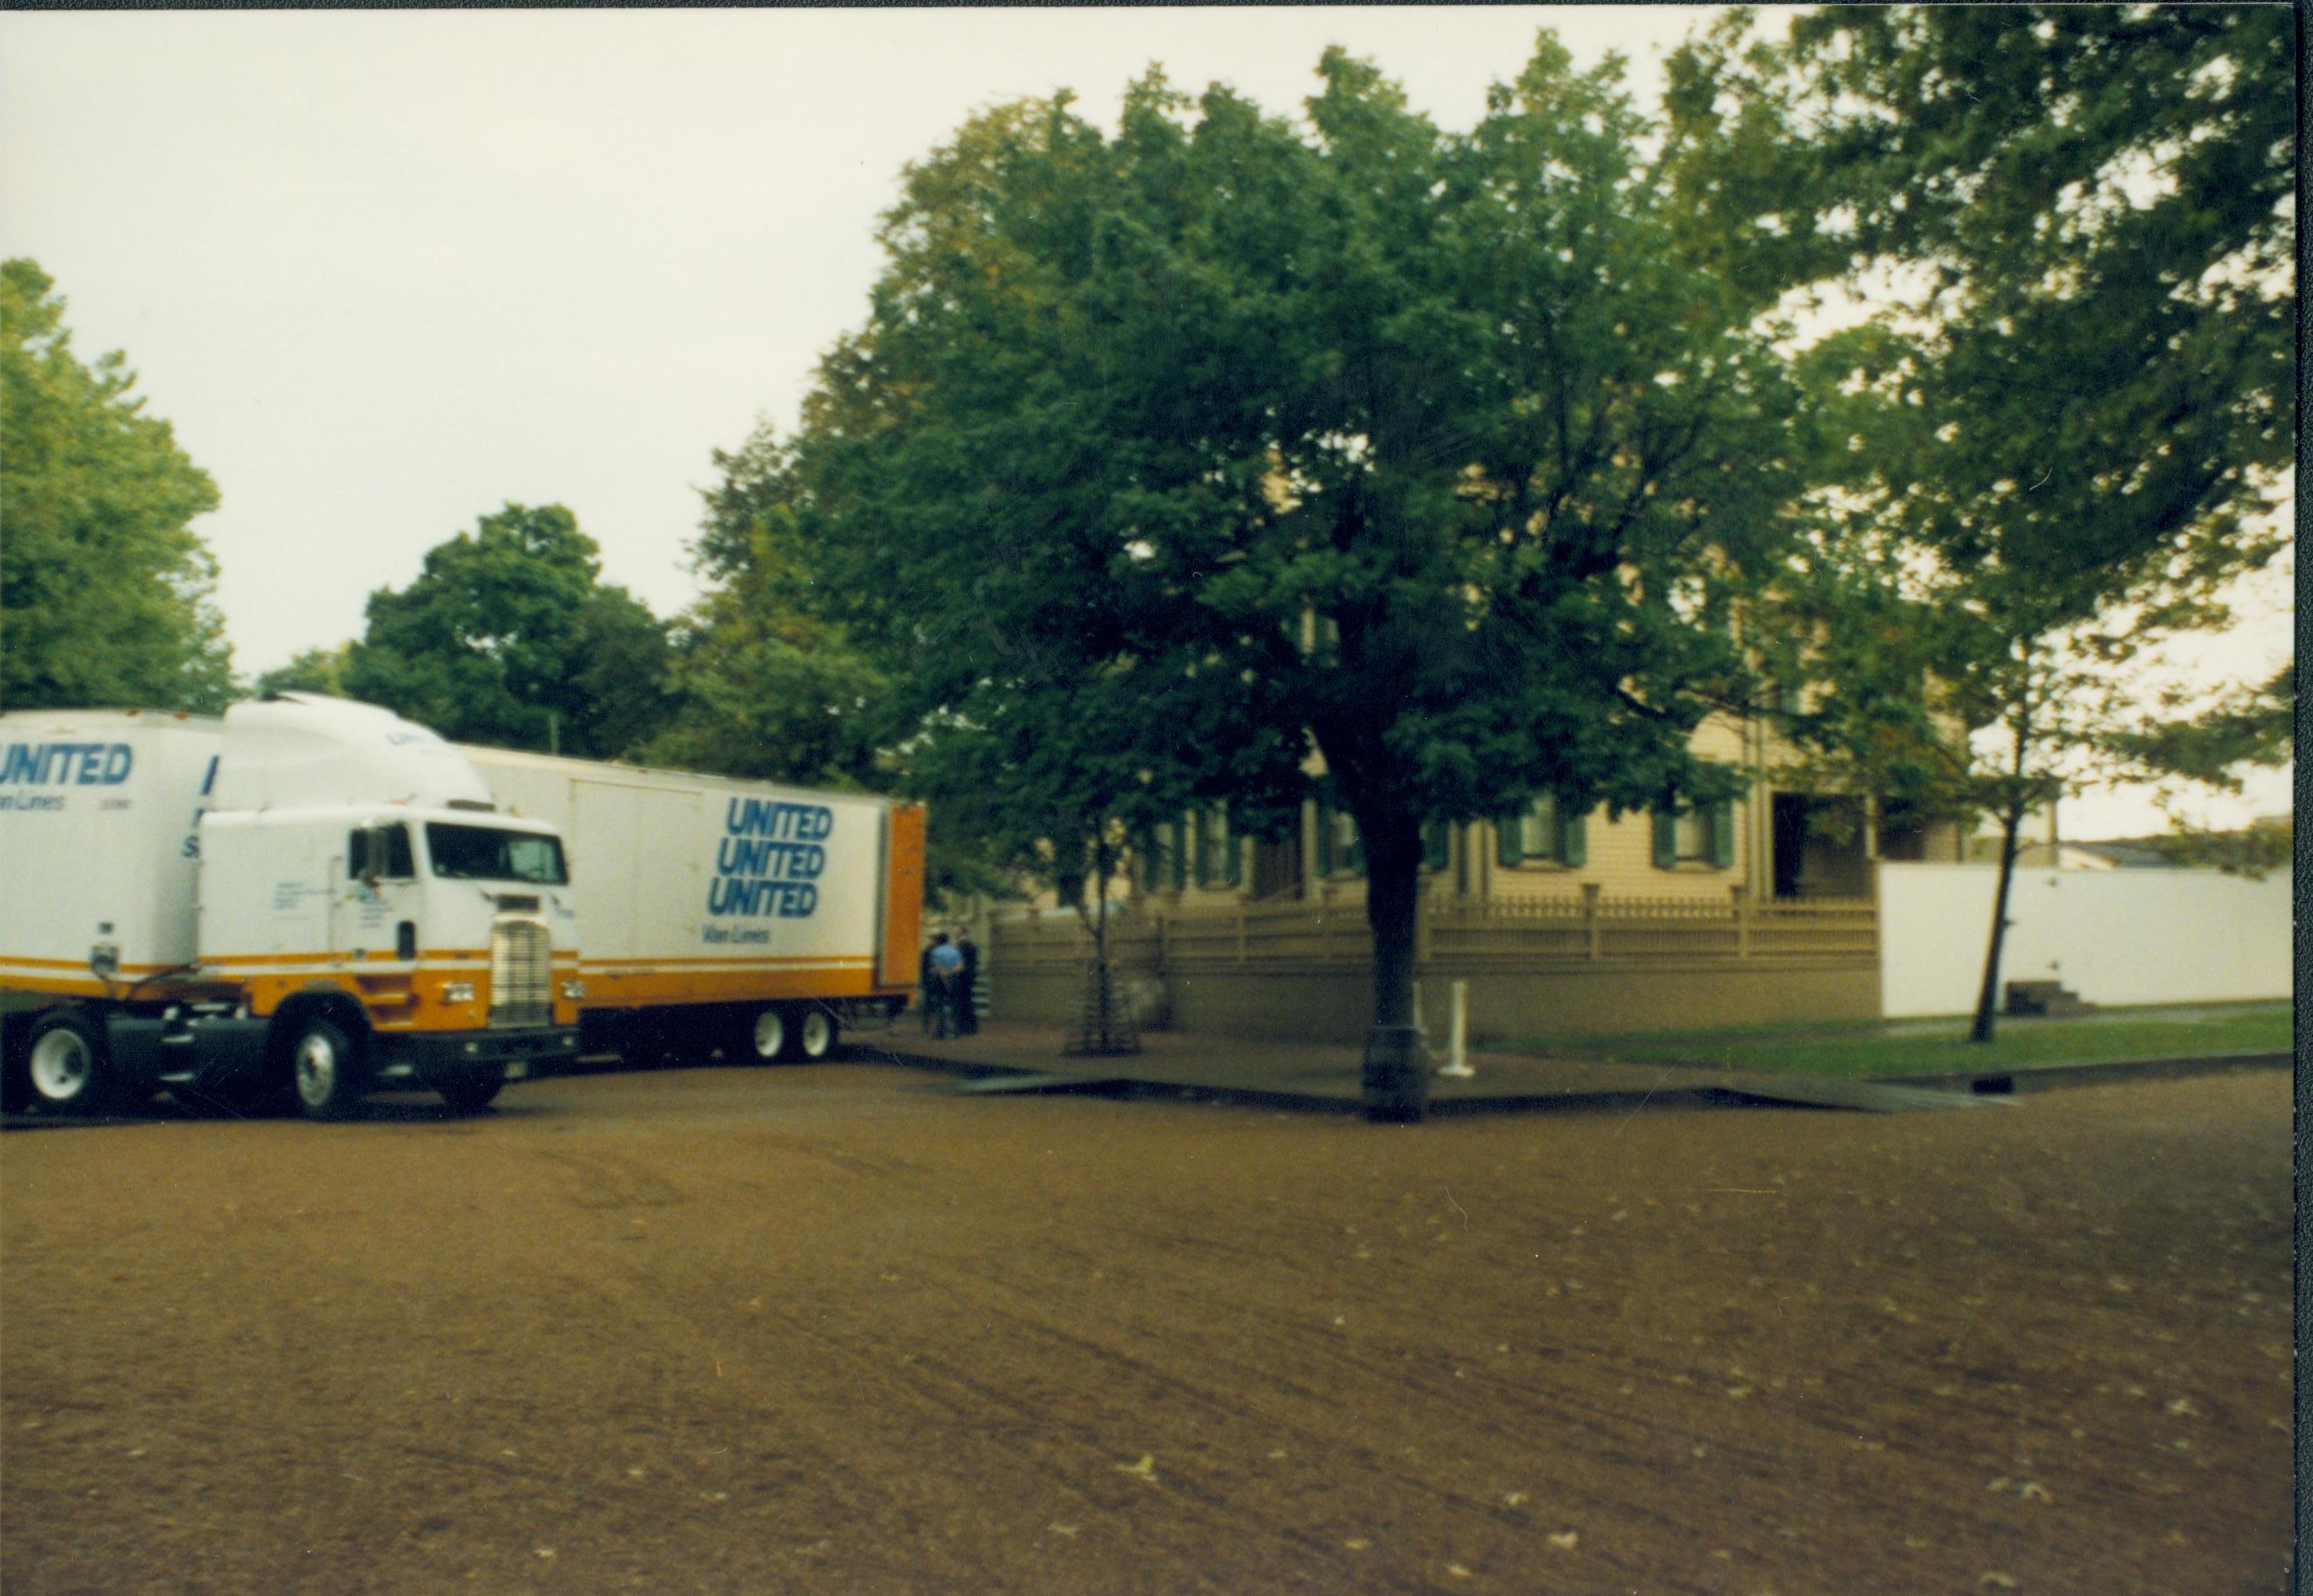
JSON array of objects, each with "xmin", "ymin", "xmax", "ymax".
[
  {"xmin": 560, "ymin": 980, "xmax": 586, "ymax": 1001},
  {"xmin": 441, "ymin": 981, "xmax": 477, "ymax": 1005}
]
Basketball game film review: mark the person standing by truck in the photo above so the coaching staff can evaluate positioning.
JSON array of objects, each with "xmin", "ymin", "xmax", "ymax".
[
  {"xmin": 927, "ymin": 936, "xmax": 964, "ymax": 1039},
  {"xmin": 919, "ymin": 933, "xmax": 949, "ymax": 1036},
  {"xmin": 951, "ymin": 927, "xmax": 980, "ymax": 1036}
]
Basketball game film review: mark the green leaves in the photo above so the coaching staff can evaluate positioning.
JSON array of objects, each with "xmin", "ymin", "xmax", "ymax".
[
  {"xmin": 779, "ymin": 38, "xmax": 1811, "ymax": 952},
  {"xmin": 1682, "ymin": 6, "xmax": 2293, "ymax": 1040},
  {"xmin": 1, "ymin": 258, "xmax": 232, "ymax": 713},
  {"xmin": 342, "ymin": 503, "xmax": 674, "ymax": 759}
]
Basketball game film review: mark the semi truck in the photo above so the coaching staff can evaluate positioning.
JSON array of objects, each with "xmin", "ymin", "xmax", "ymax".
[
  {"xmin": 460, "ymin": 746, "xmax": 926, "ymax": 1065},
  {"xmin": 0, "ymin": 695, "xmax": 583, "ymax": 1120}
]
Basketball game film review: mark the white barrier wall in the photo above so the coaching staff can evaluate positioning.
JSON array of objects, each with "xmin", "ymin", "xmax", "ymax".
[{"xmin": 1878, "ymin": 862, "xmax": 2293, "ymax": 1018}]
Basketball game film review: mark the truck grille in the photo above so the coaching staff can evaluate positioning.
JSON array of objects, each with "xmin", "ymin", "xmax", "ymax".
[{"xmin": 489, "ymin": 916, "xmax": 553, "ymax": 1028}]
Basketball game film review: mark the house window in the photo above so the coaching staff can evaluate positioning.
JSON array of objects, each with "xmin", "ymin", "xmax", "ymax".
[
  {"xmin": 1192, "ymin": 805, "xmax": 1239, "ymax": 889},
  {"xmin": 1653, "ymin": 797, "xmax": 1737, "ymax": 870},
  {"xmin": 1315, "ymin": 800, "xmax": 1362, "ymax": 878},
  {"xmin": 1422, "ymin": 821, "xmax": 1450, "ymax": 872},
  {"xmin": 1496, "ymin": 797, "xmax": 1586, "ymax": 868},
  {"xmin": 1134, "ymin": 823, "xmax": 1188, "ymax": 893}
]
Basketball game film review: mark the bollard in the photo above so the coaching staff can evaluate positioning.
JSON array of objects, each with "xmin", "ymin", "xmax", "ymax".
[{"xmin": 1434, "ymin": 980, "xmax": 1473, "ymax": 1077}]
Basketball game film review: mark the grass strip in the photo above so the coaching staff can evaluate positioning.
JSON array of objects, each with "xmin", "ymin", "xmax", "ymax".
[{"xmin": 1498, "ymin": 1006, "xmax": 2291, "ymax": 1080}]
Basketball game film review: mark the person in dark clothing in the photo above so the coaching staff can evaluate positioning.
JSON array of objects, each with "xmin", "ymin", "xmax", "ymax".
[
  {"xmin": 951, "ymin": 928, "xmax": 980, "ymax": 1035},
  {"xmin": 919, "ymin": 933, "xmax": 949, "ymax": 1036},
  {"xmin": 927, "ymin": 936, "xmax": 964, "ymax": 1038}
]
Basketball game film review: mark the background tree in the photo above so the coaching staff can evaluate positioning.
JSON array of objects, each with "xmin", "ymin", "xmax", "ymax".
[
  {"xmin": 796, "ymin": 44, "xmax": 1811, "ymax": 1117},
  {"xmin": 2100, "ymin": 660, "xmax": 2294, "ymax": 797},
  {"xmin": 1665, "ymin": 6, "xmax": 2294, "ymax": 1040},
  {"xmin": 344, "ymin": 502, "xmax": 675, "ymax": 757},
  {"xmin": 254, "ymin": 642, "xmax": 354, "ymax": 699},
  {"xmin": 1, "ymin": 258, "xmax": 232, "ymax": 712},
  {"xmin": 644, "ymin": 426, "xmax": 889, "ymax": 788},
  {"xmin": 655, "ymin": 422, "xmax": 1030, "ymax": 908}
]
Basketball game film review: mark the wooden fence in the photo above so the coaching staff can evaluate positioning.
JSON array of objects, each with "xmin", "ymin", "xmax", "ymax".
[{"xmin": 990, "ymin": 890, "xmax": 1876, "ymax": 973}]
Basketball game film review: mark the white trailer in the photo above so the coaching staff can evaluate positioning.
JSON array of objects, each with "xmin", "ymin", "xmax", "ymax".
[
  {"xmin": 0, "ymin": 696, "xmax": 583, "ymax": 1118},
  {"xmin": 461, "ymin": 748, "xmax": 926, "ymax": 1064}
]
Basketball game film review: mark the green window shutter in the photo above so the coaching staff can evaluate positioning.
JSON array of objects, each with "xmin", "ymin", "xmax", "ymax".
[
  {"xmin": 1562, "ymin": 809, "xmax": 1588, "ymax": 868},
  {"xmin": 1189, "ymin": 811, "xmax": 1207, "ymax": 889},
  {"xmin": 1710, "ymin": 800, "xmax": 1737, "ymax": 869},
  {"xmin": 1496, "ymin": 815, "xmax": 1523, "ymax": 866},
  {"xmin": 1223, "ymin": 807, "xmax": 1242, "ymax": 887},
  {"xmin": 1168, "ymin": 820, "xmax": 1187, "ymax": 890},
  {"xmin": 1653, "ymin": 808, "xmax": 1678, "ymax": 870},
  {"xmin": 1423, "ymin": 822, "xmax": 1449, "ymax": 872},
  {"xmin": 1315, "ymin": 800, "xmax": 1334, "ymax": 877},
  {"xmin": 1345, "ymin": 815, "xmax": 1364, "ymax": 876}
]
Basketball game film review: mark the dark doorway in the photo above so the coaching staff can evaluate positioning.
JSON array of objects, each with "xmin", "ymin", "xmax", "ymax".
[
  {"xmin": 1772, "ymin": 793, "xmax": 1811, "ymax": 900},
  {"xmin": 1250, "ymin": 833, "xmax": 1304, "ymax": 901}
]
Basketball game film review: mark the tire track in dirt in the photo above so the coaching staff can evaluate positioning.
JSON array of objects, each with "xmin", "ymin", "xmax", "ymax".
[{"xmin": 564, "ymin": 1246, "xmax": 1273, "ymax": 1594}]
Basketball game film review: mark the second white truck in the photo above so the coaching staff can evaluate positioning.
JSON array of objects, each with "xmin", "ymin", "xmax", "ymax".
[{"xmin": 462, "ymin": 747, "xmax": 926, "ymax": 1065}]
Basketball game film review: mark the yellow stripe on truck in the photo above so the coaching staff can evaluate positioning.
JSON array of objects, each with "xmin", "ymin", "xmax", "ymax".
[{"xmin": 574, "ymin": 966, "xmax": 897, "ymax": 1008}]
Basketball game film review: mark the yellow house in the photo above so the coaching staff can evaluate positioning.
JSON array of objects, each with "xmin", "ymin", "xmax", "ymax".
[
  {"xmin": 1122, "ymin": 710, "xmax": 1962, "ymax": 914},
  {"xmin": 984, "ymin": 706, "xmax": 1963, "ymax": 1044}
]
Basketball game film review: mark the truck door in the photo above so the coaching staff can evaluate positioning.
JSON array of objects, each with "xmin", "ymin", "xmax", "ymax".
[{"xmin": 343, "ymin": 822, "xmax": 421, "ymax": 962}]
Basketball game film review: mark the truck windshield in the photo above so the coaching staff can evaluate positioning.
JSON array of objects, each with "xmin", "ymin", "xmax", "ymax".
[{"xmin": 425, "ymin": 823, "xmax": 568, "ymax": 886}]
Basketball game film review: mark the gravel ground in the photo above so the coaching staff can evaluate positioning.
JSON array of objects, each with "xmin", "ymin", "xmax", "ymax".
[{"xmin": 1, "ymin": 1062, "xmax": 2292, "ymax": 1594}]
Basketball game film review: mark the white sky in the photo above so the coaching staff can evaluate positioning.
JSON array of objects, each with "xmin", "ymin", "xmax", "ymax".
[{"xmin": 0, "ymin": 5, "xmax": 2288, "ymax": 838}]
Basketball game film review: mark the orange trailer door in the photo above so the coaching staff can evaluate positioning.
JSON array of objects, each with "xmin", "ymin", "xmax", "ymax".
[{"xmin": 879, "ymin": 804, "xmax": 926, "ymax": 991}]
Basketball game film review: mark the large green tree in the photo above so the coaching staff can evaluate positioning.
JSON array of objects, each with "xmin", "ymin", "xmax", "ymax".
[
  {"xmin": 795, "ymin": 44, "xmax": 1811, "ymax": 1117},
  {"xmin": 645, "ymin": 426, "xmax": 890, "ymax": 789},
  {"xmin": 1, "ymin": 258, "xmax": 232, "ymax": 711},
  {"xmin": 655, "ymin": 423, "xmax": 1036, "ymax": 909},
  {"xmin": 343, "ymin": 502, "xmax": 675, "ymax": 758},
  {"xmin": 1665, "ymin": 6, "xmax": 2294, "ymax": 1039}
]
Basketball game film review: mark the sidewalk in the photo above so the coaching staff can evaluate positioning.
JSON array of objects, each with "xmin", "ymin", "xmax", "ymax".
[
  {"xmin": 851, "ymin": 1018, "xmax": 2288, "ymax": 1117},
  {"xmin": 851, "ymin": 1020, "xmax": 1929, "ymax": 1115}
]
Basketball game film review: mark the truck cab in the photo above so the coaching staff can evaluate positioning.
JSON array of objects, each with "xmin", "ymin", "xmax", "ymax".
[{"xmin": 1, "ymin": 695, "xmax": 582, "ymax": 1120}]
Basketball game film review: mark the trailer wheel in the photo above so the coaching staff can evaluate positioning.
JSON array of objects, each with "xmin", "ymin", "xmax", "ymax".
[
  {"xmin": 286, "ymin": 1017, "xmax": 367, "ymax": 1121},
  {"xmin": 24, "ymin": 1009, "xmax": 113, "ymax": 1116},
  {"xmin": 797, "ymin": 1007, "xmax": 840, "ymax": 1062},
  {"xmin": 739, "ymin": 1005, "xmax": 787, "ymax": 1064}
]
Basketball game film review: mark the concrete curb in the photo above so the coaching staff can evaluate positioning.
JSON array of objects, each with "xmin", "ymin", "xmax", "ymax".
[{"xmin": 1871, "ymin": 1049, "xmax": 2290, "ymax": 1095}]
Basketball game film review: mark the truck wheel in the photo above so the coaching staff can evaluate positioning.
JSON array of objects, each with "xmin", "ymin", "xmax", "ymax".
[
  {"xmin": 24, "ymin": 1010, "xmax": 113, "ymax": 1116},
  {"xmin": 739, "ymin": 1006, "xmax": 787, "ymax": 1065},
  {"xmin": 435, "ymin": 1073, "xmax": 504, "ymax": 1115},
  {"xmin": 797, "ymin": 1008, "xmax": 840, "ymax": 1062},
  {"xmin": 286, "ymin": 1018, "xmax": 367, "ymax": 1121}
]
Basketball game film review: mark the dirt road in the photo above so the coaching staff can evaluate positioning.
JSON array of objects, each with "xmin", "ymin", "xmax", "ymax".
[{"xmin": 2, "ymin": 1060, "xmax": 2291, "ymax": 1594}]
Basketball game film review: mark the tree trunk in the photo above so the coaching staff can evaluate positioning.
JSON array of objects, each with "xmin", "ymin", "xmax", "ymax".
[
  {"xmin": 1090, "ymin": 835, "xmax": 1116, "ymax": 1050},
  {"xmin": 1091, "ymin": 837, "xmax": 1110, "ymax": 976},
  {"xmin": 1969, "ymin": 707, "xmax": 2039, "ymax": 1045},
  {"xmin": 1969, "ymin": 799, "xmax": 2024, "ymax": 1044},
  {"xmin": 1358, "ymin": 809, "xmax": 1430, "ymax": 1122}
]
